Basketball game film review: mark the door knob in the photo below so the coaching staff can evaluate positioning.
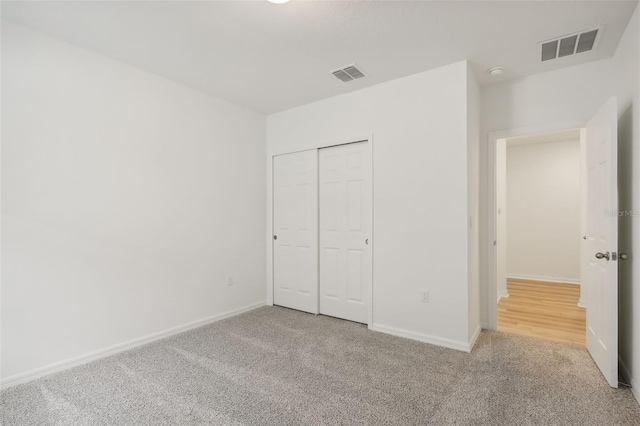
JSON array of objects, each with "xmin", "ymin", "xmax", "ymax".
[
  {"xmin": 595, "ymin": 252, "xmax": 610, "ymax": 261},
  {"xmin": 365, "ymin": 238, "xmax": 369, "ymax": 245},
  {"xmin": 620, "ymin": 253, "xmax": 629, "ymax": 261},
  {"xmin": 273, "ymin": 235, "xmax": 277, "ymax": 240}
]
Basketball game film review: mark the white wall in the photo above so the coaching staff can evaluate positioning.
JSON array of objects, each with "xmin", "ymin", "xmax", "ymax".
[
  {"xmin": 267, "ymin": 61, "xmax": 476, "ymax": 349},
  {"xmin": 496, "ymin": 139, "xmax": 508, "ymax": 299},
  {"xmin": 506, "ymin": 138, "xmax": 582, "ymax": 284},
  {"xmin": 480, "ymin": 59, "xmax": 616, "ymax": 326},
  {"xmin": 1, "ymin": 21, "xmax": 267, "ymax": 382},
  {"xmin": 614, "ymin": 3, "xmax": 640, "ymax": 404}
]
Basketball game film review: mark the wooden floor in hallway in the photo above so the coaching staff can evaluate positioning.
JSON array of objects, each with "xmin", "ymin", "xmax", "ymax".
[{"xmin": 498, "ymin": 279, "xmax": 586, "ymax": 346}]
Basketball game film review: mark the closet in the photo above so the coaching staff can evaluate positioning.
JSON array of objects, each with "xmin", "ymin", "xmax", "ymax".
[{"xmin": 272, "ymin": 142, "xmax": 371, "ymax": 324}]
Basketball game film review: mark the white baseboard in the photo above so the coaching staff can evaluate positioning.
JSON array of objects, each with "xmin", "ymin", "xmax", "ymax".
[
  {"xmin": 370, "ymin": 324, "xmax": 473, "ymax": 353},
  {"xmin": 497, "ymin": 291, "xmax": 509, "ymax": 303},
  {"xmin": 578, "ymin": 298, "xmax": 587, "ymax": 308},
  {"xmin": 507, "ymin": 274, "xmax": 580, "ymax": 285},
  {"xmin": 619, "ymin": 357, "xmax": 640, "ymax": 407},
  {"xmin": 0, "ymin": 300, "xmax": 267, "ymax": 390},
  {"xmin": 468, "ymin": 325, "xmax": 482, "ymax": 352}
]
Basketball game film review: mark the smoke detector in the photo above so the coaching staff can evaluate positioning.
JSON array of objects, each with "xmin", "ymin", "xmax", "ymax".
[
  {"xmin": 330, "ymin": 64, "xmax": 366, "ymax": 82},
  {"xmin": 540, "ymin": 27, "xmax": 603, "ymax": 62}
]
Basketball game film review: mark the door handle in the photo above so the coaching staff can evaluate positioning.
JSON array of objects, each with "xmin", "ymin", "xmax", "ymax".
[
  {"xmin": 365, "ymin": 238, "xmax": 369, "ymax": 245},
  {"xmin": 620, "ymin": 253, "xmax": 629, "ymax": 260},
  {"xmin": 273, "ymin": 235, "xmax": 277, "ymax": 240},
  {"xmin": 595, "ymin": 251, "xmax": 610, "ymax": 261}
]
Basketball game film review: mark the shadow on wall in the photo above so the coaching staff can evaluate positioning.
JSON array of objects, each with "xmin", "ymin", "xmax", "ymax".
[{"xmin": 618, "ymin": 102, "xmax": 634, "ymax": 363}]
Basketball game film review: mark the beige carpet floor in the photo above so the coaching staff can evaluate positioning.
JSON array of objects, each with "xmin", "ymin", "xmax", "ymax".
[{"xmin": 2, "ymin": 306, "xmax": 639, "ymax": 425}]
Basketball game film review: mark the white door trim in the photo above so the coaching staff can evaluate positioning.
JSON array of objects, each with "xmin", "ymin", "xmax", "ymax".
[
  {"xmin": 485, "ymin": 121, "xmax": 585, "ymax": 330},
  {"xmin": 267, "ymin": 134, "xmax": 374, "ymax": 328}
]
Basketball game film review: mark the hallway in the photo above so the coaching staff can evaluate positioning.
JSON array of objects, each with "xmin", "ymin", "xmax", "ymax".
[{"xmin": 498, "ymin": 279, "xmax": 586, "ymax": 346}]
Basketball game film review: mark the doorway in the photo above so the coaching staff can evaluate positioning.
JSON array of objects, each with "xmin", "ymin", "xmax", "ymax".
[
  {"xmin": 495, "ymin": 128, "xmax": 586, "ymax": 345},
  {"xmin": 487, "ymin": 97, "xmax": 619, "ymax": 388}
]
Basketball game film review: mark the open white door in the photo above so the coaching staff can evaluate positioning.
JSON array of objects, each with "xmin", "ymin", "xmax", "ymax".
[
  {"xmin": 585, "ymin": 97, "xmax": 618, "ymax": 388},
  {"xmin": 273, "ymin": 150, "xmax": 319, "ymax": 314}
]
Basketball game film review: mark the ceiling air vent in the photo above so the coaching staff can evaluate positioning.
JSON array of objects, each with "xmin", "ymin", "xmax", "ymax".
[
  {"xmin": 330, "ymin": 64, "xmax": 366, "ymax": 82},
  {"xmin": 540, "ymin": 27, "xmax": 603, "ymax": 62}
]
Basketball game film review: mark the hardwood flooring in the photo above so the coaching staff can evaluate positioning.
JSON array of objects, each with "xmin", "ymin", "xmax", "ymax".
[{"xmin": 497, "ymin": 278, "xmax": 586, "ymax": 346}]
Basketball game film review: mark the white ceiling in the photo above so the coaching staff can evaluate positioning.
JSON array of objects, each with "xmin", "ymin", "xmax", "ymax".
[{"xmin": 1, "ymin": 1, "xmax": 637, "ymax": 114}]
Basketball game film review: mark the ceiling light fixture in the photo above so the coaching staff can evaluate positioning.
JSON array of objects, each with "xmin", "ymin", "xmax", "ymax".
[
  {"xmin": 488, "ymin": 67, "xmax": 505, "ymax": 76},
  {"xmin": 267, "ymin": 0, "xmax": 290, "ymax": 4}
]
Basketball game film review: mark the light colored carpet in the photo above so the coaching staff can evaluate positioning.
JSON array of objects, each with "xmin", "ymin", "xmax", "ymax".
[{"xmin": 1, "ymin": 306, "xmax": 639, "ymax": 425}]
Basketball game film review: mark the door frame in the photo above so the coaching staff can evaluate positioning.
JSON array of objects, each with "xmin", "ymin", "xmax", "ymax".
[
  {"xmin": 485, "ymin": 121, "xmax": 585, "ymax": 330},
  {"xmin": 267, "ymin": 134, "xmax": 374, "ymax": 328}
]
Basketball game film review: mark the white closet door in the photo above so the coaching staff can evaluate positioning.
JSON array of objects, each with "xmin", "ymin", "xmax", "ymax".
[
  {"xmin": 273, "ymin": 150, "xmax": 318, "ymax": 314},
  {"xmin": 319, "ymin": 142, "xmax": 371, "ymax": 324}
]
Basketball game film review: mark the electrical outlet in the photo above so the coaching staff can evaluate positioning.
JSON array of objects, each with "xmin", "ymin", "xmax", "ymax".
[
  {"xmin": 227, "ymin": 275, "xmax": 234, "ymax": 286},
  {"xmin": 421, "ymin": 290, "xmax": 429, "ymax": 303}
]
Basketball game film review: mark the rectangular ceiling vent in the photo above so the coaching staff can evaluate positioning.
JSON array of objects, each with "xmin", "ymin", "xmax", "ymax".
[
  {"xmin": 331, "ymin": 64, "xmax": 366, "ymax": 82},
  {"xmin": 540, "ymin": 27, "xmax": 603, "ymax": 62}
]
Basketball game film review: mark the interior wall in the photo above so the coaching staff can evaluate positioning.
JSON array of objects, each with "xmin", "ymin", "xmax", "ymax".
[
  {"xmin": 506, "ymin": 138, "xmax": 582, "ymax": 284},
  {"xmin": 1, "ymin": 21, "xmax": 267, "ymax": 381},
  {"xmin": 480, "ymin": 58, "xmax": 616, "ymax": 327},
  {"xmin": 267, "ymin": 61, "xmax": 474, "ymax": 349},
  {"xmin": 614, "ymin": 3, "xmax": 640, "ymax": 404}
]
